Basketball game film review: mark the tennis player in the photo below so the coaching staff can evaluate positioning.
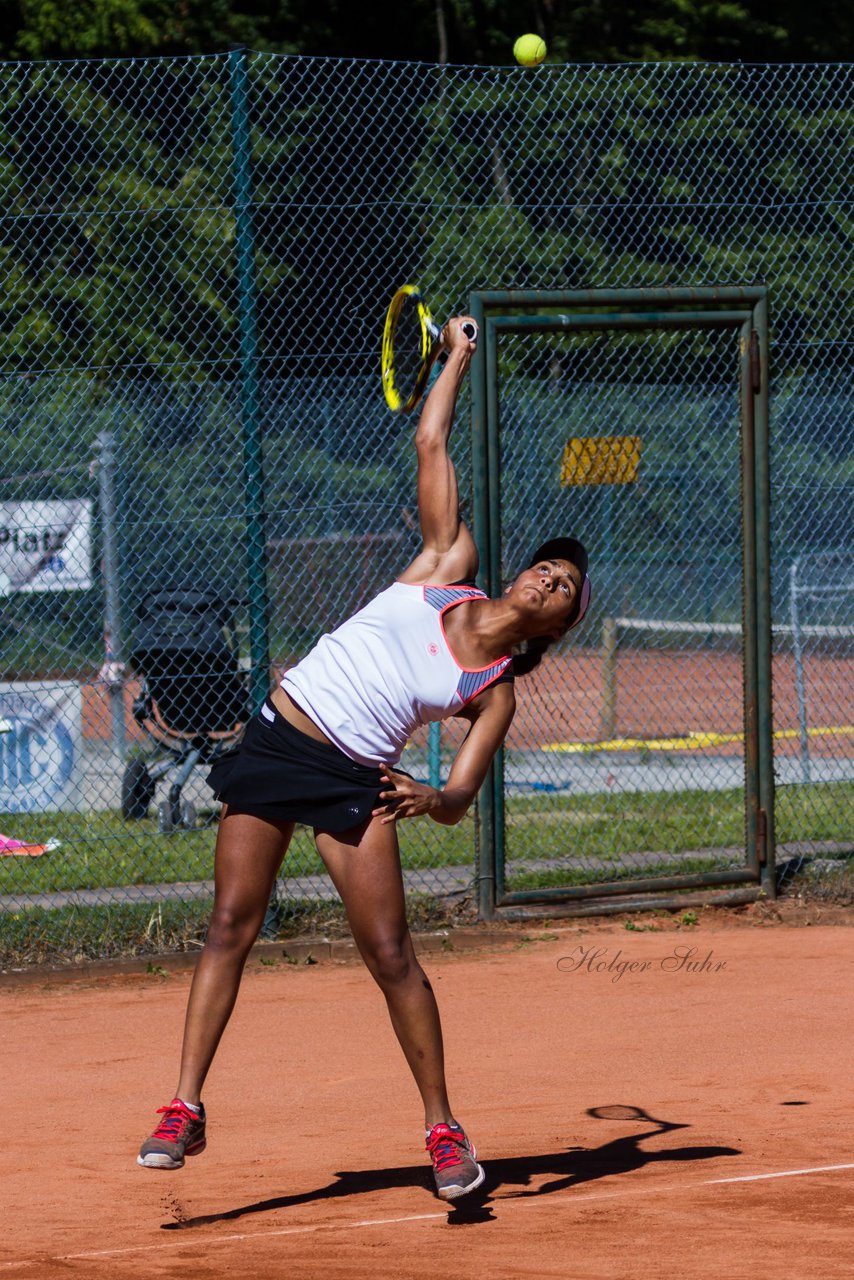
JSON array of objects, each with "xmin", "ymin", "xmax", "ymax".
[{"xmin": 137, "ymin": 317, "xmax": 590, "ymax": 1201}]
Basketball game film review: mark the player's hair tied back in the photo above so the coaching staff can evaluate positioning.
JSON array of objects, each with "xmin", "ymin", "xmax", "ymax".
[{"xmin": 512, "ymin": 635, "xmax": 552, "ymax": 677}]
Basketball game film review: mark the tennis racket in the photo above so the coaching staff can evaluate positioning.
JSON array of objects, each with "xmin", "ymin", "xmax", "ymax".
[{"xmin": 381, "ymin": 284, "xmax": 478, "ymax": 413}]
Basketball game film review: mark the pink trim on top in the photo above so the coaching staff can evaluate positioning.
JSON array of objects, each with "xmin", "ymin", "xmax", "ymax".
[{"xmin": 422, "ymin": 585, "xmax": 511, "ymax": 673}]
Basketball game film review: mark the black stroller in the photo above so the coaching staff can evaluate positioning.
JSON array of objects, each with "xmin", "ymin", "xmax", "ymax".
[{"xmin": 121, "ymin": 590, "xmax": 250, "ymax": 832}]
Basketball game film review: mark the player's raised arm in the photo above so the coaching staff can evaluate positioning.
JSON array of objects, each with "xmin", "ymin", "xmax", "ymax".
[{"xmin": 398, "ymin": 317, "xmax": 479, "ymax": 586}]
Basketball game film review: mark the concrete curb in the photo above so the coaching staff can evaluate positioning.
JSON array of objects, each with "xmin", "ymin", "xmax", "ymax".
[{"xmin": 0, "ymin": 925, "xmax": 527, "ymax": 988}]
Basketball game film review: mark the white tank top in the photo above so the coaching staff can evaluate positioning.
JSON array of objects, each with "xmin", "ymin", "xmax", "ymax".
[{"xmin": 280, "ymin": 582, "xmax": 512, "ymax": 766}]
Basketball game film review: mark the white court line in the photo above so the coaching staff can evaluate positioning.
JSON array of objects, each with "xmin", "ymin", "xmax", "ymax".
[
  {"xmin": 706, "ymin": 1165, "xmax": 854, "ymax": 1185},
  {"xmin": 2, "ymin": 1162, "xmax": 853, "ymax": 1271}
]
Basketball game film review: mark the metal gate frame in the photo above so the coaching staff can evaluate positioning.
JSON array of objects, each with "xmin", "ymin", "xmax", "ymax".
[{"xmin": 468, "ymin": 286, "xmax": 773, "ymax": 919}]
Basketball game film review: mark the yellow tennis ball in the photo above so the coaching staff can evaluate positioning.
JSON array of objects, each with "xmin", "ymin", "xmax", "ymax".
[{"xmin": 513, "ymin": 33, "xmax": 547, "ymax": 67}]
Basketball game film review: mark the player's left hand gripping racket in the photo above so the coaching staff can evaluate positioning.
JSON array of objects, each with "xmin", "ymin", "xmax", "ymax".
[{"xmin": 381, "ymin": 284, "xmax": 478, "ymax": 413}]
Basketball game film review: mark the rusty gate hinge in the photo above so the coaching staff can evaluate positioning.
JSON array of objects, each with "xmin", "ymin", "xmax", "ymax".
[{"xmin": 750, "ymin": 330, "xmax": 762, "ymax": 394}]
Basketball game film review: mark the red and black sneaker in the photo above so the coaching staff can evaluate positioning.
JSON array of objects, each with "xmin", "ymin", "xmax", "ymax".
[
  {"xmin": 426, "ymin": 1121, "xmax": 485, "ymax": 1200},
  {"xmin": 137, "ymin": 1099, "xmax": 206, "ymax": 1170}
]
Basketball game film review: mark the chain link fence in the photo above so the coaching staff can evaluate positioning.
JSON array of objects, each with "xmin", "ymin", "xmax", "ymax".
[
  {"xmin": 495, "ymin": 322, "xmax": 754, "ymax": 901},
  {"xmin": 0, "ymin": 53, "xmax": 851, "ymax": 964}
]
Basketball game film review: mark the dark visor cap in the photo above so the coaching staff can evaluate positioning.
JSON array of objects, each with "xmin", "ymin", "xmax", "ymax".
[
  {"xmin": 528, "ymin": 537, "xmax": 588, "ymax": 578},
  {"xmin": 527, "ymin": 537, "xmax": 591, "ymax": 631}
]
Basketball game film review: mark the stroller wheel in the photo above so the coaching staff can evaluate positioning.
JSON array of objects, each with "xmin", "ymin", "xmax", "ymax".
[
  {"xmin": 179, "ymin": 800, "xmax": 197, "ymax": 829},
  {"xmin": 157, "ymin": 800, "xmax": 175, "ymax": 834},
  {"xmin": 121, "ymin": 758, "xmax": 155, "ymax": 821}
]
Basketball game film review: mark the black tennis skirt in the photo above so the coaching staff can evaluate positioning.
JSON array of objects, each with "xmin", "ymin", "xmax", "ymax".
[{"xmin": 207, "ymin": 700, "xmax": 384, "ymax": 832}]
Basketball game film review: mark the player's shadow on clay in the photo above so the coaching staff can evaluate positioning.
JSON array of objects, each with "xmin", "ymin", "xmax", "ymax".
[{"xmin": 160, "ymin": 1104, "xmax": 740, "ymax": 1231}]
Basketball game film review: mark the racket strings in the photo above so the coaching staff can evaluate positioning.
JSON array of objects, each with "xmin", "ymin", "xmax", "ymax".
[{"xmin": 391, "ymin": 294, "xmax": 428, "ymax": 404}]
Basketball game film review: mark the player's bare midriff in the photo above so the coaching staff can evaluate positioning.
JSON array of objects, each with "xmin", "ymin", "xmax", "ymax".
[{"xmin": 270, "ymin": 685, "xmax": 336, "ymax": 746}]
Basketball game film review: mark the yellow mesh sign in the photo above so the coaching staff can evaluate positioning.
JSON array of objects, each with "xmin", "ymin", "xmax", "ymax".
[{"xmin": 560, "ymin": 435, "xmax": 641, "ymax": 486}]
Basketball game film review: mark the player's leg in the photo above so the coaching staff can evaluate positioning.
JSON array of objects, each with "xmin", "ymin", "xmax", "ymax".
[
  {"xmin": 315, "ymin": 816, "xmax": 450, "ymax": 1123},
  {"xmin": 314, "ymin": 816, "xmax": 484, "ymax": 1199},
  {"xmin": 175, "ymin": 808, "xmax": 294, "ymax": 1101},
  {"xmin": 138, "ymin": 808, "xmax": 293, "ymax": 1169}
]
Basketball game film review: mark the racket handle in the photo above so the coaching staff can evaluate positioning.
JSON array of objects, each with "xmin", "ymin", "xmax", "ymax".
[
  {"xmin": 436, "ymin": 319, "xmax": 479, "ymax": 367},
  {"xmin": 438, "ymin": 319, "xmax": 478, "ymax": 345}
]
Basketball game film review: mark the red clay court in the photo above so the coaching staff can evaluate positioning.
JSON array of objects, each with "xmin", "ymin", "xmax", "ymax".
[{"xmin": 3, "ymin": 910, "xmax": 852, "ymax": 1279}]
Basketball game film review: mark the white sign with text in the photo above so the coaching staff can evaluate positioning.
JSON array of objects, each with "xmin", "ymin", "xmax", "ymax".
[{"xmin": 0, "ymin": 499, "xmax": 92, "ymax": 595}]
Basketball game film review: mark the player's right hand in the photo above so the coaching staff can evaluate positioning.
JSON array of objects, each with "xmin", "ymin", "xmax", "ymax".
[
  {"xmin": 373, "ymin": 765, "xmax": 440, "ymax": 823},
  {"xmin": 444, "ymin": 315, "xmax": 478, "ymax": 351}
]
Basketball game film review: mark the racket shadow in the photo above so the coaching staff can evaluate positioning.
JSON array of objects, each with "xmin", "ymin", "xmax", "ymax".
[
  {"xmin": 161, "ymin": 1104, "xmax": 741, "ymax": 1231},
  {"xmin": 473, "ymin": 1104, "xmax": 739, "ymax": 1206}
]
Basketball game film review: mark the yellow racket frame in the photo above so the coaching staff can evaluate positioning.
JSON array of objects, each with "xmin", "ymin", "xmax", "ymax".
[{"xmin": 381, "ymin": 284, "xmax": 437, "ymax": 413}]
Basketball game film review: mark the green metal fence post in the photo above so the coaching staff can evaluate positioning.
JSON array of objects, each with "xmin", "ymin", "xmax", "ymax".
[
  {"xmin": 485, "ymin": 318, "xmax": 503, "ymax": 601},
  {"xmin": 484, "ymin": 316, "xmax": 507, "ymax": 903},
  {"xmin": 469, "ymin": 294, "xmax": 490, "ymax": 591},
  {"xmin": 228, "ymin": 46, "xmax": 271, "ymax": 714},
  {"xmin": 468, "ymin": 292, "xmax": 496, "ymax": 919},
  {"xmin": 428, "ymin": 722, "xmax": 441, "ymax": 788},
  {"xmin": 230, "ymin": 47, "xmax": 277, "ymax": 940},
  {"xmin": 752, "ymin": 292, "xmax": 776, "ymax": 896},
  {"xmin": 739, "ymin": 317, "xmax": 762, "ymax": 883}
]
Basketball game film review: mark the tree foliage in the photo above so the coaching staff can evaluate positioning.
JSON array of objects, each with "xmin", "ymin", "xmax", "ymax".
[
  {"xmin": 2, "ymin": 0, "xmax": 854, "ymax": 63},
  {"xmin": 0, "ymin": 50, "xmax": 849, "ymax": 645}
]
